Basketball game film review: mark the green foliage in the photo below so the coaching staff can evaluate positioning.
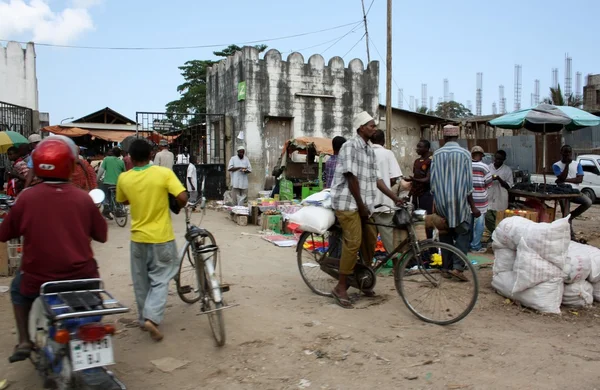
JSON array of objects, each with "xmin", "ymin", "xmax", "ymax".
[
  {"xmin": 434, "ymin": 101, "xmax": 473, "ymax": 118},
  {"xmin": 543, "ymin": 83, "xmax": 583, "ymax": 107}
]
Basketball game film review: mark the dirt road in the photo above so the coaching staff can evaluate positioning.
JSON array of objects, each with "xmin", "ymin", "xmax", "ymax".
[{"xmin": 1, "ymin": 208, "xmax": 600, "ymax": 389}]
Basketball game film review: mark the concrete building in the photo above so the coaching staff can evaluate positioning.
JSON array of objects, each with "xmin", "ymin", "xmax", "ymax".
[
  {"xmin": 377, "ymin": 105, "xmax": 447, "ymax": 174},
  {"xmin": 0, "ymin": 42, "xmax": 38, "ymax": 110},
  {"xmin": 206, "ymin": 46, "xmax": 379, "ymax": 196},
  {"xmin": 583, "ymin": 74, "xmax": 600, "ymax": 112}
]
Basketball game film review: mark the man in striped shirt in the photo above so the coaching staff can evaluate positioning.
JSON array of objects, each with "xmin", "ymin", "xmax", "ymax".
[
  {"xmin": 470, "ymin": 146, "xmax": 493, "ymax": 253},
  {"xmin": 431, "ymin": 125, "xmax": 480, "ymax": 281}
]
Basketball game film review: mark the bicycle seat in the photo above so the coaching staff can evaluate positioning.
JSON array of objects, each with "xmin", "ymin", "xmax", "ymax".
[{"xmin": 185, "ymin": 225, "xmax": 210, "ymax": 241}]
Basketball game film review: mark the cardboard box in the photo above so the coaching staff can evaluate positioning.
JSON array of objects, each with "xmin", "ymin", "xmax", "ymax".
[
  {"xmin": 261, "ymin": 215, "xmax": 282, "ymax": 233},
  {"xmin": 495, "ymin": 210, "xmax": 538, "ymax": 226}
]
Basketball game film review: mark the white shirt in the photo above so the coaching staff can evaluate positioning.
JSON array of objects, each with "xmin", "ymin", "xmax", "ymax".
[
  {"xmin": 228, "ymin": 155, "xmax": 252, "ymax": 189},
  {"xmin": 372, "ymin": 144, "xmax": 402, "ymax": 212},
  {"xmin": 177, "ymin": 154, "xmax": 190, "ymax": 164},
  {"xmin": 487, "ymin": 163, "xmax": 514, "ymax": 211},
  {"xmin": 186, "ymin": 163, "xmax": 197, "ymax": 192},
  {"xmin": 154, "ymin": 149, "xmax": 175, "ymax": 170}
]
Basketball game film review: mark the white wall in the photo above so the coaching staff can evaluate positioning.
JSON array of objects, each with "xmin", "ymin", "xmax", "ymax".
[{"xmin": 0, "ymin": 42, "xmax": 38, "ymax": 110}]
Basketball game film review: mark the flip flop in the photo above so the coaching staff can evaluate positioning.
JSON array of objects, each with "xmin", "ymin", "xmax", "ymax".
[
  {"xmin": 331, "ymin": 290, "xmax": 353, "ymax": 309},
  {"xmin": 449, "ymin": 270, "xmax": 469, "ymax": 282},
  {"xmin": 8, "ymin": 345, "xmax": 32, "ymax": 363}
]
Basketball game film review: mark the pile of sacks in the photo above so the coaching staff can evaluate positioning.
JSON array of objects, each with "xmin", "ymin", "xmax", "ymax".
[{"xmin": 492, "ymin": 216, "xmax": 600, "ymax": 314}]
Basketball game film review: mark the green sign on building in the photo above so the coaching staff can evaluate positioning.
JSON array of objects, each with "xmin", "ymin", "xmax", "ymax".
[{"xmin": 237, "ymin": 81, "xmax": 247, "ymax": 101}]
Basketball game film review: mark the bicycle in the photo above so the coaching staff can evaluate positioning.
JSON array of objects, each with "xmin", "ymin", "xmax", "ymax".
[
  {"xmin": 297, "ymin": 203, "xmax": 479, "ymax": 325},
  {"xmin": 174, "ymin": 179, "xmax": 233, "ymax": 346},
  {"xmin": 107, "ymin": 185, "xmax": 128, "ymax": 227}
]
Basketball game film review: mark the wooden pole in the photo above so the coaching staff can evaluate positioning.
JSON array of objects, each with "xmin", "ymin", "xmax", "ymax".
[
  {"xmin": 361, "ymin": 0, "xmax": 371, "ymax": 63},
  {"xmin": 385, "ymin": 0, "xmax": 393, "ymax": 149}
]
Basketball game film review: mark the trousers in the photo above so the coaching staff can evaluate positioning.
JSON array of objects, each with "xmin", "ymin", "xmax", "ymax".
[
  {"xmin": 232, "ymin": 188, "xmax": 248, "ymax": 206},
  {"xmin": 439, "ymin": 220, "xmax": 471, "ymax": 271},
  {"xmin": 130, "ymin": 240, "xmax": 180, "ymax": 326},
  {"xmin": 335, "ymin": 210, "xmax": 378, "ymax": 275}
]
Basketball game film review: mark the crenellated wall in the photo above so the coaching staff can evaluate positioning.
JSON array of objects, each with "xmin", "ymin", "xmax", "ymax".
[
  {"xmin": 206, "ymin": 46, "xmax": 379, "ymax": 196},
  {"xmin": 0, "ymin": 42, "xmax": 38, "ymax": 110}
]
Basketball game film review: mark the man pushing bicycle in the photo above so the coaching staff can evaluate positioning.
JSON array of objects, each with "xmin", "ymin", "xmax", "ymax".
[{"xmin": 329, "ymin": 112, "xmax": 403, "ymax": 308}]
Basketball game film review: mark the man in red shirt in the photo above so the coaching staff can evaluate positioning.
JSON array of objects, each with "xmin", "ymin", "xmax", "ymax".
[{"xmin": 0, "ymin": 136, "xmax": 108, "ymax": 363}]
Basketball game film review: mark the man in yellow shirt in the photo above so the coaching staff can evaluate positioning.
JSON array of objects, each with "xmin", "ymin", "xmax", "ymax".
[{"xmin": 116, "ymin": 139, "xmax": 188, "ymax": 342}]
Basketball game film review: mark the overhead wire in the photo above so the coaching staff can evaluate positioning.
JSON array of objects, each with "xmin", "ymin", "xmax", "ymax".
[
  {"xmin": 321, "ymin": 20, "xmax": 364, "ymax": 55},
  {"xmin": 0, "ymin": 20, "xmax": 362, "ymax": 51},
  {"xmin": 369, "ymin": 36, "xmax": 412, "ymax": 108},
  {"xmin": 366, "ymin": 0, "xmax": 376, "ymax": 15},
  {"xmin": 343, "ymin": 33, "xmax": 366, "ymax": 59}
]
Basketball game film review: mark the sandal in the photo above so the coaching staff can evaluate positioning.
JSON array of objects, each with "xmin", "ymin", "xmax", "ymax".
[
  {"xmin": 331, "ymin": 290, "xmax": 353, "ymax": 309},
  {"xmin": 8, "ymin": 344, "xmax": 32, "ymax": 363},
  {"xmin": 362, "ymin": 290, "xmax": 376, "ymax": 297},
  {"xmin": 449, "ymin": 270, "xmax": 469, "ymax": 282}
]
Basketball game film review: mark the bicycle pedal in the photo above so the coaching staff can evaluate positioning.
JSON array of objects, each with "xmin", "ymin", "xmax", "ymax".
[
  {"xmin": 220, "ymin": 284, "xmax": 230, "ymax": 293},
  {"xmin": 178, "ymin": 285, "xmax": 193, "ymax": 294}
]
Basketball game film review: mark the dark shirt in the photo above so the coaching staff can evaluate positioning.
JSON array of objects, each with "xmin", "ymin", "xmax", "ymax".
[
  {"xmin": 0, "ymin": 183, "xmax": 107, "ymax": 296},
  {"xmin": 410, "ymin": 155, "xmax": 432, "ymax": 197}
]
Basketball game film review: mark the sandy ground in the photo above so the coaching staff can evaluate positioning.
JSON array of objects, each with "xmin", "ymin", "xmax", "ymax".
[{"xmin": 1, "ymin": 206, "xmax": 600, "ymax": 390}]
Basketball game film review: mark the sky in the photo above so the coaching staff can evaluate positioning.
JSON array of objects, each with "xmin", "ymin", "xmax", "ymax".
[{"xmin": 1, "ymin": 0, "xmax": 599, "ymax": 124}]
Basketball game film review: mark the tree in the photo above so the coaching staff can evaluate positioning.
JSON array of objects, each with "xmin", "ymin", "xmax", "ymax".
[
  {"xmin": 434, "ymin": 101, "xmax": 473, "ymax": 119},
  {"xmin": 166, "ymin": 44, "xmax": 268, "ymax": 117},
  {"xmin": 542, "ymin": 83, "xmax": 583, "ymax": 107}
]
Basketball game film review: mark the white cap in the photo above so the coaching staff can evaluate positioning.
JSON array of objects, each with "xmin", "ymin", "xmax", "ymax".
[
  {"xmin": 28, "ymin": 134, "xmax": 42, "ymax": 143},
  {"xmin": 237, "ymin": 145, "xmax": 246, "ymax": 151},
  {"xmin": 352, "ymin": 111, "xmax": 374, "ymax": 131}
]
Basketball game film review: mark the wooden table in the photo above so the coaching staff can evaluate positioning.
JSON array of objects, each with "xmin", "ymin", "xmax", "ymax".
[{"xmin": 509, "ymin": 189, "xmax": 582, "ymax": 221}]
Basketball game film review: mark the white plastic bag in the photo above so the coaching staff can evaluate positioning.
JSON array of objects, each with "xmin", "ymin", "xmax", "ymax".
[
  {"xmin": 493, "ymin": 247, "xmax": 516, "ymax": 274},
  {"xmin": 512, "ymin": 238, "xmax": 564, "ymax": 293},
  {"xmin": 563, "ymin": 242, "xmax": 593, "ymax": 284},
  {"xmin": 289, "ymin": 206, "xmax": 335, "ymax": 235},
  {"xmin": 492, "ymin": 216, "xmax": 570, "ymax": 269},
  {"xmin": 562, "ymin": 280, "xmax": 593, "ymax": 307}
]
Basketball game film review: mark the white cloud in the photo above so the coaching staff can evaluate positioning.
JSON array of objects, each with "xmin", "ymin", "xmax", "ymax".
[{"xmin": 0, "ymin": 0, "xmax": 101, "ymax": 45}]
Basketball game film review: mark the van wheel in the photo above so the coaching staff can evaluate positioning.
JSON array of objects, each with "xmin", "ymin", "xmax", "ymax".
[{"xmin": 582, "ymin": 188, "xmax": 596, "ymax": 204}]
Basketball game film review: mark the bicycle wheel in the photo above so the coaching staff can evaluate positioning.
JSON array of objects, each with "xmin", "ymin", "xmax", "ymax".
[
  {"xmin": 197, "ymin": 251, "xmax": 226, "ymax": 346},
  {"xmin": 297, "ymin": 231, "xmax": 339, "ymax": 297},
  {"xmin": 395, "ymin": 241, "xmax": 478, "ymax": 325},
  {"xmin": 113, "ymin": 202, "xmax": 128, "ymax": 227},
  {"xmin": 176, "ymin": 232, "xmax": 217, "ymax": 304}
]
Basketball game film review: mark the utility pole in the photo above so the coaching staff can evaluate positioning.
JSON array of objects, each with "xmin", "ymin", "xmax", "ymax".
[
  {"xmin": 385, "ymin": 0, "xmax": 392, "ymax": 149},
  {"xmin": 361, "ymin": 0, "xmax": 371, "ymax": 63}
]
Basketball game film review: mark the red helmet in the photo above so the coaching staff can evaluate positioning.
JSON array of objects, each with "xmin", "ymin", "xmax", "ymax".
[{"xmin": 32, "ymin": 137, "xmax": 76, "ymax": 180}]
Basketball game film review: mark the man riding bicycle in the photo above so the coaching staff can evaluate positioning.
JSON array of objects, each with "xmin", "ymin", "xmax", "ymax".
[
  {"xmin": 0, "ymin": 136, "xmax": 108, "ymax": 363},
  {"xmin": 330, "ymin": 112, "xmax": 403, "ymax": 308}
]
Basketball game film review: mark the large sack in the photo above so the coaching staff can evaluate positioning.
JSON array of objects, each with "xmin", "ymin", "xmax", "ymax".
[
  {"xmin": 562, "ymin": 280, "xmax": 593, "ymax": 307},
  {"xmin": 564, "ymin": 242, "xmax": 593, "ymax": 284},
  {"xmin": 580, "ymin": 244, "xmax": 600, "ymax": 283},
  {"xmin": 492, "ymin": 271, "xmax": 564, "ymax": 314},
  {"xmin": 512, "ymin": 238, "xmax": 564, "ymax": 293},
  {"xmin": 592, "ymin": 281, "xmax": 600, "ymax": 302},
  {"xmin": 492, "ymin": 216, "xmax": 571, "ymax": 269},
  {"xmin": 493, "ymin": 247, "xmax": 516, "ymax": 274},
  {"xmin": 514, "ymin": 278, "xmax": 564, "ymax": 314},
  {"xmin": 288, "ymin": 206, "xmax": 335, "ymax": 235}
]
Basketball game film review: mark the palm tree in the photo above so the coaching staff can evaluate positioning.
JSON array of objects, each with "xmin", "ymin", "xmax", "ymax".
[{"xmin": 543, "ymin": 83, "xmax": 583, "ymax": 107}]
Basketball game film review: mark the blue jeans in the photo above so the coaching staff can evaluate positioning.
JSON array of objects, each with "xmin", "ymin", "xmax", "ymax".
[
  {"xmin": 470, "ymin": 212, "xmax": 486, "ymax": 251},
  {"xmin": 439, "ymin": 220, "xmax": 471, "ymax": 271},
  {"xmin": 130, "ymin": 240, "xmax": 180, "ymax": 326}
]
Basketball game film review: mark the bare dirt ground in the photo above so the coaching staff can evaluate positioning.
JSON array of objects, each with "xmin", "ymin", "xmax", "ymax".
[{"xmin": 2, "ymin": 206, "xmax": 600, "ymax": 390}]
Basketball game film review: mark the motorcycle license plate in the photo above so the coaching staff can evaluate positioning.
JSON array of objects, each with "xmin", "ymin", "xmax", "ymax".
[{"xmin": 69, "ymin": 336, "xmax": 115, "ymax": 371}]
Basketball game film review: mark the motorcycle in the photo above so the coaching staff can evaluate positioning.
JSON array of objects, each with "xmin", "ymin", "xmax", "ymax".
[{"xmin": 26, "ymin": 189, "xmax": 130, "ymax": 389}]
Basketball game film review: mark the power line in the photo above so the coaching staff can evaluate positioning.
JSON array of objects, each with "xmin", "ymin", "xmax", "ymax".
[
  {"xmin": 286, "ymin": 34, "xmax": 355, "ymax": 54},
  {"xmin": 366, "ymin": 0, "xmax": 376, "ymax": 15},
  {"xmin": 369, "ymin": 36, "xmax": 409, "ymax": 107},
  {"xmin": 342, "ymin": 33, "xmax": 366, "ymax": 58},
  {"xmin": 321, "ymin": 21, "xmax": 363, "ymax": 54},
  {"xmin": 0, "ymin": 20, "xmax": 361, "ymax": 51}
]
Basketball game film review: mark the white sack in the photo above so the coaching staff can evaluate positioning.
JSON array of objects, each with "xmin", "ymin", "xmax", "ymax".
[
  {"xmin": 288, "ymin": 206, "xmax": 335, "ymax": 235},
  {"xmin": 512, "ymin": 238, "xmax": 565, "ymax": 294},
  {"xmin": 493, "ymin": 247, "xmax": 516, "ymax": 274},
  {"xmin": 592, "ymin": 281, "xmax": 600, "ymax": 302},
  {"xmin": 301, "ymin": 190, "xmax": 332, "ymax": 209},
  {"xmin": 492, "ymin": 216, "xmax": 571, "ymax": 269},
  {"xmin": 563, "ymin": 241, "xmax": 593, "ymax": 283},
  {"xmin": 562, "ymin": 280, "xmax": 593, "ymax": 307},
  {"xmin": 492, "ymin": 271, "xmax": 564, "ymax": 314},
  {"xmin": 577, "ymin": 243, "xmax": 600, "ymax": 283}
]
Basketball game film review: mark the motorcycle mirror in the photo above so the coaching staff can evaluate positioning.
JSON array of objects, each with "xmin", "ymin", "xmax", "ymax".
[{"xmin": 89, "ymin": 189, "xmax": 105, "ymax": 205}]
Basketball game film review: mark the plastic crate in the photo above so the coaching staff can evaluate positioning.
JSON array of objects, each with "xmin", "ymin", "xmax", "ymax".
[
  {"xmin": 301, "ymin": 183, "xmax": 321, "ymax": 200},
  {"xmin": 7, "ymin": 237, "xmax": 22, "ymax": 272}
]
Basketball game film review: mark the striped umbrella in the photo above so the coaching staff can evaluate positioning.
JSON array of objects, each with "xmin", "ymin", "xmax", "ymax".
[{"xmin": 0, "ymin": 131, "xmax": 29, "ymax": 153}]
